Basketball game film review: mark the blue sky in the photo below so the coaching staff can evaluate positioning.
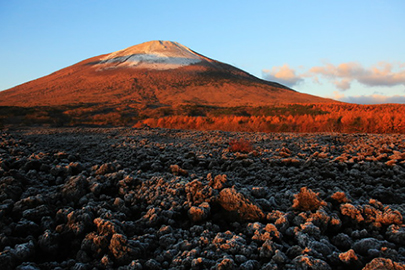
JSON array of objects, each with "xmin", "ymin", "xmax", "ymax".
[{"xmin": 1, "ymin": 0, "xmax": 404, "ymax": 104}]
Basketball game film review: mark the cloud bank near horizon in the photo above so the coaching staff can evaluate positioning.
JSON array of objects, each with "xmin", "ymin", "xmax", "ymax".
[
  {"xmin": 309, "ymin": 62, "xmax": 405, "ymax": 91},
  {"xmin": 262, "ymin": 61, "xmax": 405, "ymax": 104},
  {"xmin": 331, "ymin": 92, "xmax": 405, "ymax": 104},
  {"xmin": 263, "ymin": 62, "xmax": 405, "ymax": 90}
]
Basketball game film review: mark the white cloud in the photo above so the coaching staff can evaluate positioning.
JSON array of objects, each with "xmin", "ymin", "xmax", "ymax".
[
  {"xmin": 309, "ymin": 61, "xmax": 405, "ymax": 90},
  {"xmin": 262, "ymin": 64, "xmax": 303, "ymax": 88},
  {"xmin": 263, "ymin": 61, "xmax": 405, "ymax": 92},
  {"xmin": 332, "ymin": 93, "xmax": 405, "ymax": 104},
  {"xmin": 332, "ymin": 79, "xmax": 351, "ymax": 91}
]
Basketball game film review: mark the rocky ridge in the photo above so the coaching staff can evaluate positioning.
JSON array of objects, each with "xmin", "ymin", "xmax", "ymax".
[{"xmin": 0, "ymin": 127, "xmax": 405, "ymax": 269}]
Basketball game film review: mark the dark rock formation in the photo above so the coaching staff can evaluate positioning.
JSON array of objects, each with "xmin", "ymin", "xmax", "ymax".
[{"xmin": 0, "ymin": 128, "xmax": 404, "ymax": 269}]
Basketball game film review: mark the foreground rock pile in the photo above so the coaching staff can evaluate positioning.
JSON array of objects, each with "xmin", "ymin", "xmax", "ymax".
[{"xmin": 0, "ymin": 127, "xmax": 405, "ymax": 269}]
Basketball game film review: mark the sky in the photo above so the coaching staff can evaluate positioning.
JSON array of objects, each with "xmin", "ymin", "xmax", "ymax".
[{"xmin": 1, "ymin": 0, "xmax": 404, "ymax": 104}]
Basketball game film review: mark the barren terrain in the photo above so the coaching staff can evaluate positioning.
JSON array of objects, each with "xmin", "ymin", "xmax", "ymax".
[{"xmin": 1, "ymin": 127, "xmax": 405, "ymax": 269}]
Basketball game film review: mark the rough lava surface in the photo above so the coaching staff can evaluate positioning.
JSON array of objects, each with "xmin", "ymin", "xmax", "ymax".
[{"xmin": 1, "ymin": 127, "xmax": 405, "ymax": 269}]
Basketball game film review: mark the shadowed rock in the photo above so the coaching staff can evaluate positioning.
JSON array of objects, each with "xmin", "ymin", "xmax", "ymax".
[
  {"xmin": 61, "ymin": 175, "xmax": 88, "ymax": 204},
  {"xmin": 1, "ymin": 128, "xmax": 405, "ymax": 269}
]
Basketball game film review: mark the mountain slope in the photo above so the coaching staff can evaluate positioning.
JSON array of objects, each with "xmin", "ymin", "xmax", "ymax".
[{"xmin": 0, "ymin": 40, "xmax": 333, "ymax": 107}]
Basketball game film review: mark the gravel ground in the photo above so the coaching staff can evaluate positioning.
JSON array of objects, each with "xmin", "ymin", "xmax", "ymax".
[{"xmin": 1, "ymin": 127, "xmax": 405, "ymax": 270}]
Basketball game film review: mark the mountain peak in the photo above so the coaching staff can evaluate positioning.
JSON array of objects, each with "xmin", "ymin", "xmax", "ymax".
[
  {"xmin": 0, "ymin": 40, "xmax": 333, "ymax": 108},
  {"xmin": 98, "ymin": 40, "xmax": 206, "ymax": 70}
]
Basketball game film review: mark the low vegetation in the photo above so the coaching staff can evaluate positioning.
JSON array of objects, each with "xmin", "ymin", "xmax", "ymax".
[
  {"xmin": 292, "ymin": 187, "xmax": 327, "ymax": 211},
  {"xmin": 228, "ymin": 138, "xmax": 254, "ymax": 153},
  {"xmin": 1, "ymin": 103, "xmax": 405, "ymax": 133},
  {"xmin": 139, "ymin": 103, "xmax": 405, "ymax": 133}
]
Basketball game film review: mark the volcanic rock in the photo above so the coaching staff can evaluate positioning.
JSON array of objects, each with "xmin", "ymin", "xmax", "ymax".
[{"xmin": 1, "ymin": 128, "xmax": 405, "ymax": 269}]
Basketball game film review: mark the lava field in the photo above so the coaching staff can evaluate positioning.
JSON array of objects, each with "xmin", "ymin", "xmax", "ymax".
[{"xmin": 1, "ymin": 127, "xmax": 405, "ymax": 270}]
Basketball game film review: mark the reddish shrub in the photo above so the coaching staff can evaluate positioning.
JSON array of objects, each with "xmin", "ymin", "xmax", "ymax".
[
  {"xmin": 228, "ymin": 138, "xmax": 253, "ymax": 153},
  {"xmin": 292, "ymin": 187, "xmax": 327, "ymax": 212},
  {"xmin": 170, "ymin": 164, "xmax": 188, "ymax": 176},
  {"xmin": 339, "ymin": 249, "xmax": 359, "ymax": 264},
  {"xmin": 218, "ymin": 188, "xmax": 264, "ymax": 221},
  {"xmin": 374, "ymin": 207, "xmax": 403, "ymax": 227},
  {"xmin": 340, "ymin": 203, "xmax": 364, "ymax": 223},
  {"xmin": 208, "ymin": 173, "xmax": 227, "ymax": 189},
  {"xmin": 363, "ymin": 258, "xmax": 405, "ymax": 270},
  {"xmin": 331, "ymin": 191, "xmax": 349, "ymax": 203}
]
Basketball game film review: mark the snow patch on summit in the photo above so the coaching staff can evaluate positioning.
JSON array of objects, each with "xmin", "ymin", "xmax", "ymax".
[
  {"xmin": 98, "ymin": 54, "xmax": 201, "ymax": 70},
  {"xmin": 96, "ymin": 40, "xmax": 204, "ymax": 70}
]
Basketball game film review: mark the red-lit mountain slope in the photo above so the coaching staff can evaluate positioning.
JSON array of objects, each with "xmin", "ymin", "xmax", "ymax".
[{"xmin": 0, "ymin": 40, "xmax": 334, "ymax": 107}]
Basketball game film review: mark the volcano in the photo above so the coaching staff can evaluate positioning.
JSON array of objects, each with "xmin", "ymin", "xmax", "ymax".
[{"xmin": 0, "ymin": 40, "xmax": 332, "ymax": 108}]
